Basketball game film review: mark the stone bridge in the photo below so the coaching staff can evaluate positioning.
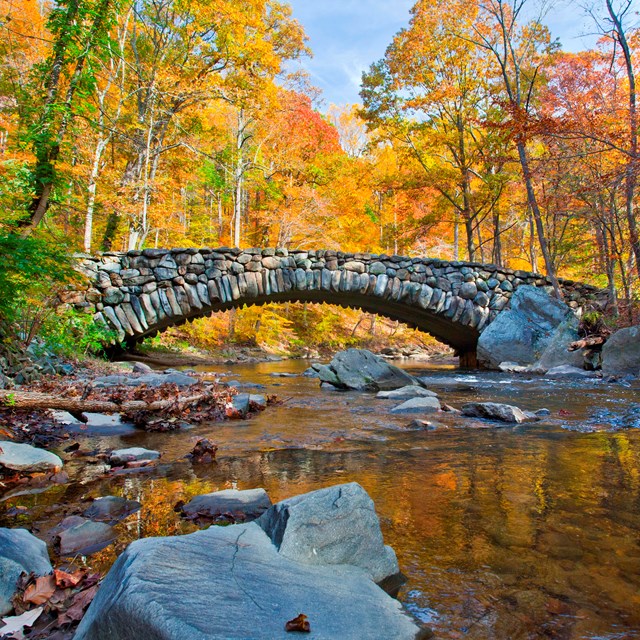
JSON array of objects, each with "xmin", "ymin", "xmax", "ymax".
[{"xmin": 67, "ymin": 247, "xmax": 604, "ymax": 365}]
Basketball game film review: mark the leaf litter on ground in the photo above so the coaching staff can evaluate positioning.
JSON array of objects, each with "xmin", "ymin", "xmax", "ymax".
[{"xmin": 2, "ymin": 568, "xmax": 102, "ymax": 639}]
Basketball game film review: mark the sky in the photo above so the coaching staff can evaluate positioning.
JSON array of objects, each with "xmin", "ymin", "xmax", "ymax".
[{"xmin": 287, "ymin": 0, "xmax": 600, "ymax": 108}]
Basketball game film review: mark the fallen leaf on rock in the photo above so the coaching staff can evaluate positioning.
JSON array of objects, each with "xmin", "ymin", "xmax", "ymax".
[
  {"xmin": 23, "ymin": 575, "xmax": 56, "ymax": 606},
  {"xmin": 0, "ymin": 606, "xmax": 44, "ymax": 638},
  {"xmin": 285, "ymin": 613, "xmax": 310, "ymax": 633}
]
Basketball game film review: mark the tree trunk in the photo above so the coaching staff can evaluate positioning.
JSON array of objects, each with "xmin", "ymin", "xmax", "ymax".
[
  {"xmin": 84, "ymin": 135, "xmax": 110, "ymax": 251},
  {"xmin": 492, "ymin": 207, "xmax": 502, "ymax": 266},
  {"xmin": 22, "ymin": 0, "xmax": 112, "ymax": 236},
  {"xmin": 517, "ymin": 140, "xmax": 562, "ymax": 298},
  {"xmin": 606, "ymin": 0, "xmax": 640, "ymax": 276},
  {"xmin": 0, "ymin": 390, "xmax": 214, "ymax": 414},
  {"xmin": 233, "ymin": 108, "xmax": 246, "ymax": 248}
]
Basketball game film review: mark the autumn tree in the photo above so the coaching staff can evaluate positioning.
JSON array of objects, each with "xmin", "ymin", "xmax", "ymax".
[
  {"xmin": 360, "ymin": 0, "xmax": 511, "ymax": 262},
  {"xmin": 587, "ymin": 0, "xmax": 639, "ymax": 276},
  {"xmin": 15, "ymin": 0, "xmax": 118, "ymax": 236},
  {"xmin": 462, "ymin": 0, "xmax": 564, "ymax": 295}
]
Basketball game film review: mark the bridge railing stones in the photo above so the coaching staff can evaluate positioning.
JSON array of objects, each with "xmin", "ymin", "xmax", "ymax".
[{"xmin": 68, "ymin": 247, "xmax": 607, "ymax": 352}]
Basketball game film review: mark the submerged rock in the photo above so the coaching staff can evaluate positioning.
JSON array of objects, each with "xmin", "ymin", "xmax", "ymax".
[
  {"xmin": 56, "ymin": 518, "xmax": 116, "ymax": 556},
  {"xmin": 545, "ymin": 365, "xmax": 601, "ymax": 379},
  {"xmin": 461, "ymin": 402, "xmax": 538, "ymax": 424},
  {"xmin": 602, "ymin": 325, "xmax": 640, "ymax": 377},
  {"xmin": 390, "ymin": 397, "xmax": 441, "ymax": 414},
  {"xmin": 181, "ymin": 488, "xmax": 272, "ymax": 522},
  {"xmin": 405, "ymin": 419, "xmax": 438, "ymax": 431},
  {"xmin": 377, "ymin": 386, "xmax": 438, "ymax": 400},
  {"xmin": 0, "ymin": 528, "xmax": 52, "ymax": 615},
  {"xmin": 83, "ymin": 496, "xmax": 142, "ymax": 524},
  {"xmin": 0, "ymin": 441, "xmax": 63, "ymax": 473},
  {"xmin": 108, "ymin": 447, "xmax": 160, "ymax": 466},
  {"xmin": 313, "ymin": 349, "xmax": 421, "ymax": 391},
  {"xmin": 186, "ymin": 438, "xmax": 218, "ymax": 463},
  {"xmin": 257, "ymin": 482, "xmax": 399, "ymax": 584}
]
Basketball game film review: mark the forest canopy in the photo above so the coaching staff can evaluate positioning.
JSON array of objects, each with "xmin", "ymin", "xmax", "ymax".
[{"xmin": 0, "ymin": 0, "xmax": 638, "ymax": 346}]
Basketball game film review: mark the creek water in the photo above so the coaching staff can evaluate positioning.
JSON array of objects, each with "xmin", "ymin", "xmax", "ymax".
[{"xmin": 3, "ymin": 360, "xmax": 640, "ymax": 639}]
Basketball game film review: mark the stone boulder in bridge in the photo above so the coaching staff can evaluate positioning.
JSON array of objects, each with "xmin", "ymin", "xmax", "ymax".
[{"xmin": 477, "ymin": 286, "xmax": 583, "ymax": 370}]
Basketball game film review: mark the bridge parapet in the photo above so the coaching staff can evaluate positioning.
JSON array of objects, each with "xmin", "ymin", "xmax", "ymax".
[{"xmin": 64, "ymin": 247, "xmax": 607, "ymax": 355}]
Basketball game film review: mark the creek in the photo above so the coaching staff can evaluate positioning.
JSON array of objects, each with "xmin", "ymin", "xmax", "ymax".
[{"xmin": 2, "ymin": 359, "xmax": 640, "ymax": 639}]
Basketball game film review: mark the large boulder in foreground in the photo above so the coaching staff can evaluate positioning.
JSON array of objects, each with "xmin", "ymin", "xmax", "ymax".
[
  {"xmin": 75, "ymin": 523, "xmax": 420, "ymax": 639},
  {"xmin": 313, "ymin": 349, "xmax": 421, "ymax": 391},
  {"xmin": 258, "ymin": 482, "xmax": 399, "ymax": 584},
  {"xmin": 477, "ymin": 286, "xmax": 582, "ymax": 370},
  {"xmin": 0, "ymin": 528, "xmax": 52, "ymax": 615},
  {"xmin": 602, "ymin": 325, "xmax": 640, "ymax": 377}
]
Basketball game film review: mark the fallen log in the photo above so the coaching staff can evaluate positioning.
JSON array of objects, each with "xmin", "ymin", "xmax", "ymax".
[
  {"xmin": 568, "ymin": 336, "xmax": 607, "ymax": 351},
  {"xmin": 0, "ymin": 390, "xmax": 215, "ymax": 414}
]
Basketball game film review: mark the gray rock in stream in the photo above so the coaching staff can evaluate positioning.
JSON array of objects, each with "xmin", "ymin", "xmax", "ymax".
[
  {"xmin": 257, "ymin": 482, "xmax": 399, "ymax": 584},
  {"xmin": 461, "ymin": 402, "xmax": 538, "ymax": 424},
  {"xmin": 390, "ymin": 397, "xmax": 442, "ymax": 414},
  {"xmin": 602, "ymin": 325, "xmax": 640, "ymax": 377},
  {"xmin": 108, "ymin": 447, "xmax": 160, "ymax": 466},
  {"xmin": 230, "ymin": 393, "xmax": 266, "ymax": 413},
  {"xmin": 377, "ymin": 385, "xmax": 438, "ymax": 400},
  {"xmin": 0, "ymin": 528, "xmax": 52, "ymax": 615},
  {"xmin": 74, "ymin": 522, "xmax": 421, "ymax": 640},
  {"xmin": 56, "ymin": 517, "xmax": 116, "ymax": 556},
  {"xmin": 0, "ymin": 441, "xmax": 63, "ymax": 473},
  {"xmin": 83, "ymin": 496, "xmax": 142, "ymax": 523},
  {"xmin": 545, "ymin": 365, "xmax": 600, "ymax": 379},
  {"xmin": 313, "ymin": 349, "xmax": 421, "ymax": 391},
  {"xmin": 181, "ymin": 488, "xmax": 271, "ymax": 521}
]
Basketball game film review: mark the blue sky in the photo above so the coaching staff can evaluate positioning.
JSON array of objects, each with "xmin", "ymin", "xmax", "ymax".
[{"xmin": 287, "ymin": 0, "xmax": 599, "ymax": 108}]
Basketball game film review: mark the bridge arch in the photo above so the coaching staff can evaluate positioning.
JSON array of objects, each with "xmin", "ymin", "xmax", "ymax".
[{"xmin": 71, "ymin": 248, "xmax": 602, "ymax": 363}]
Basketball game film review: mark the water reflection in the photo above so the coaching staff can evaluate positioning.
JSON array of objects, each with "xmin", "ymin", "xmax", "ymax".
[{"xmin": 2, "ymin": 361, "xmax": 640, "ymax": 639}]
